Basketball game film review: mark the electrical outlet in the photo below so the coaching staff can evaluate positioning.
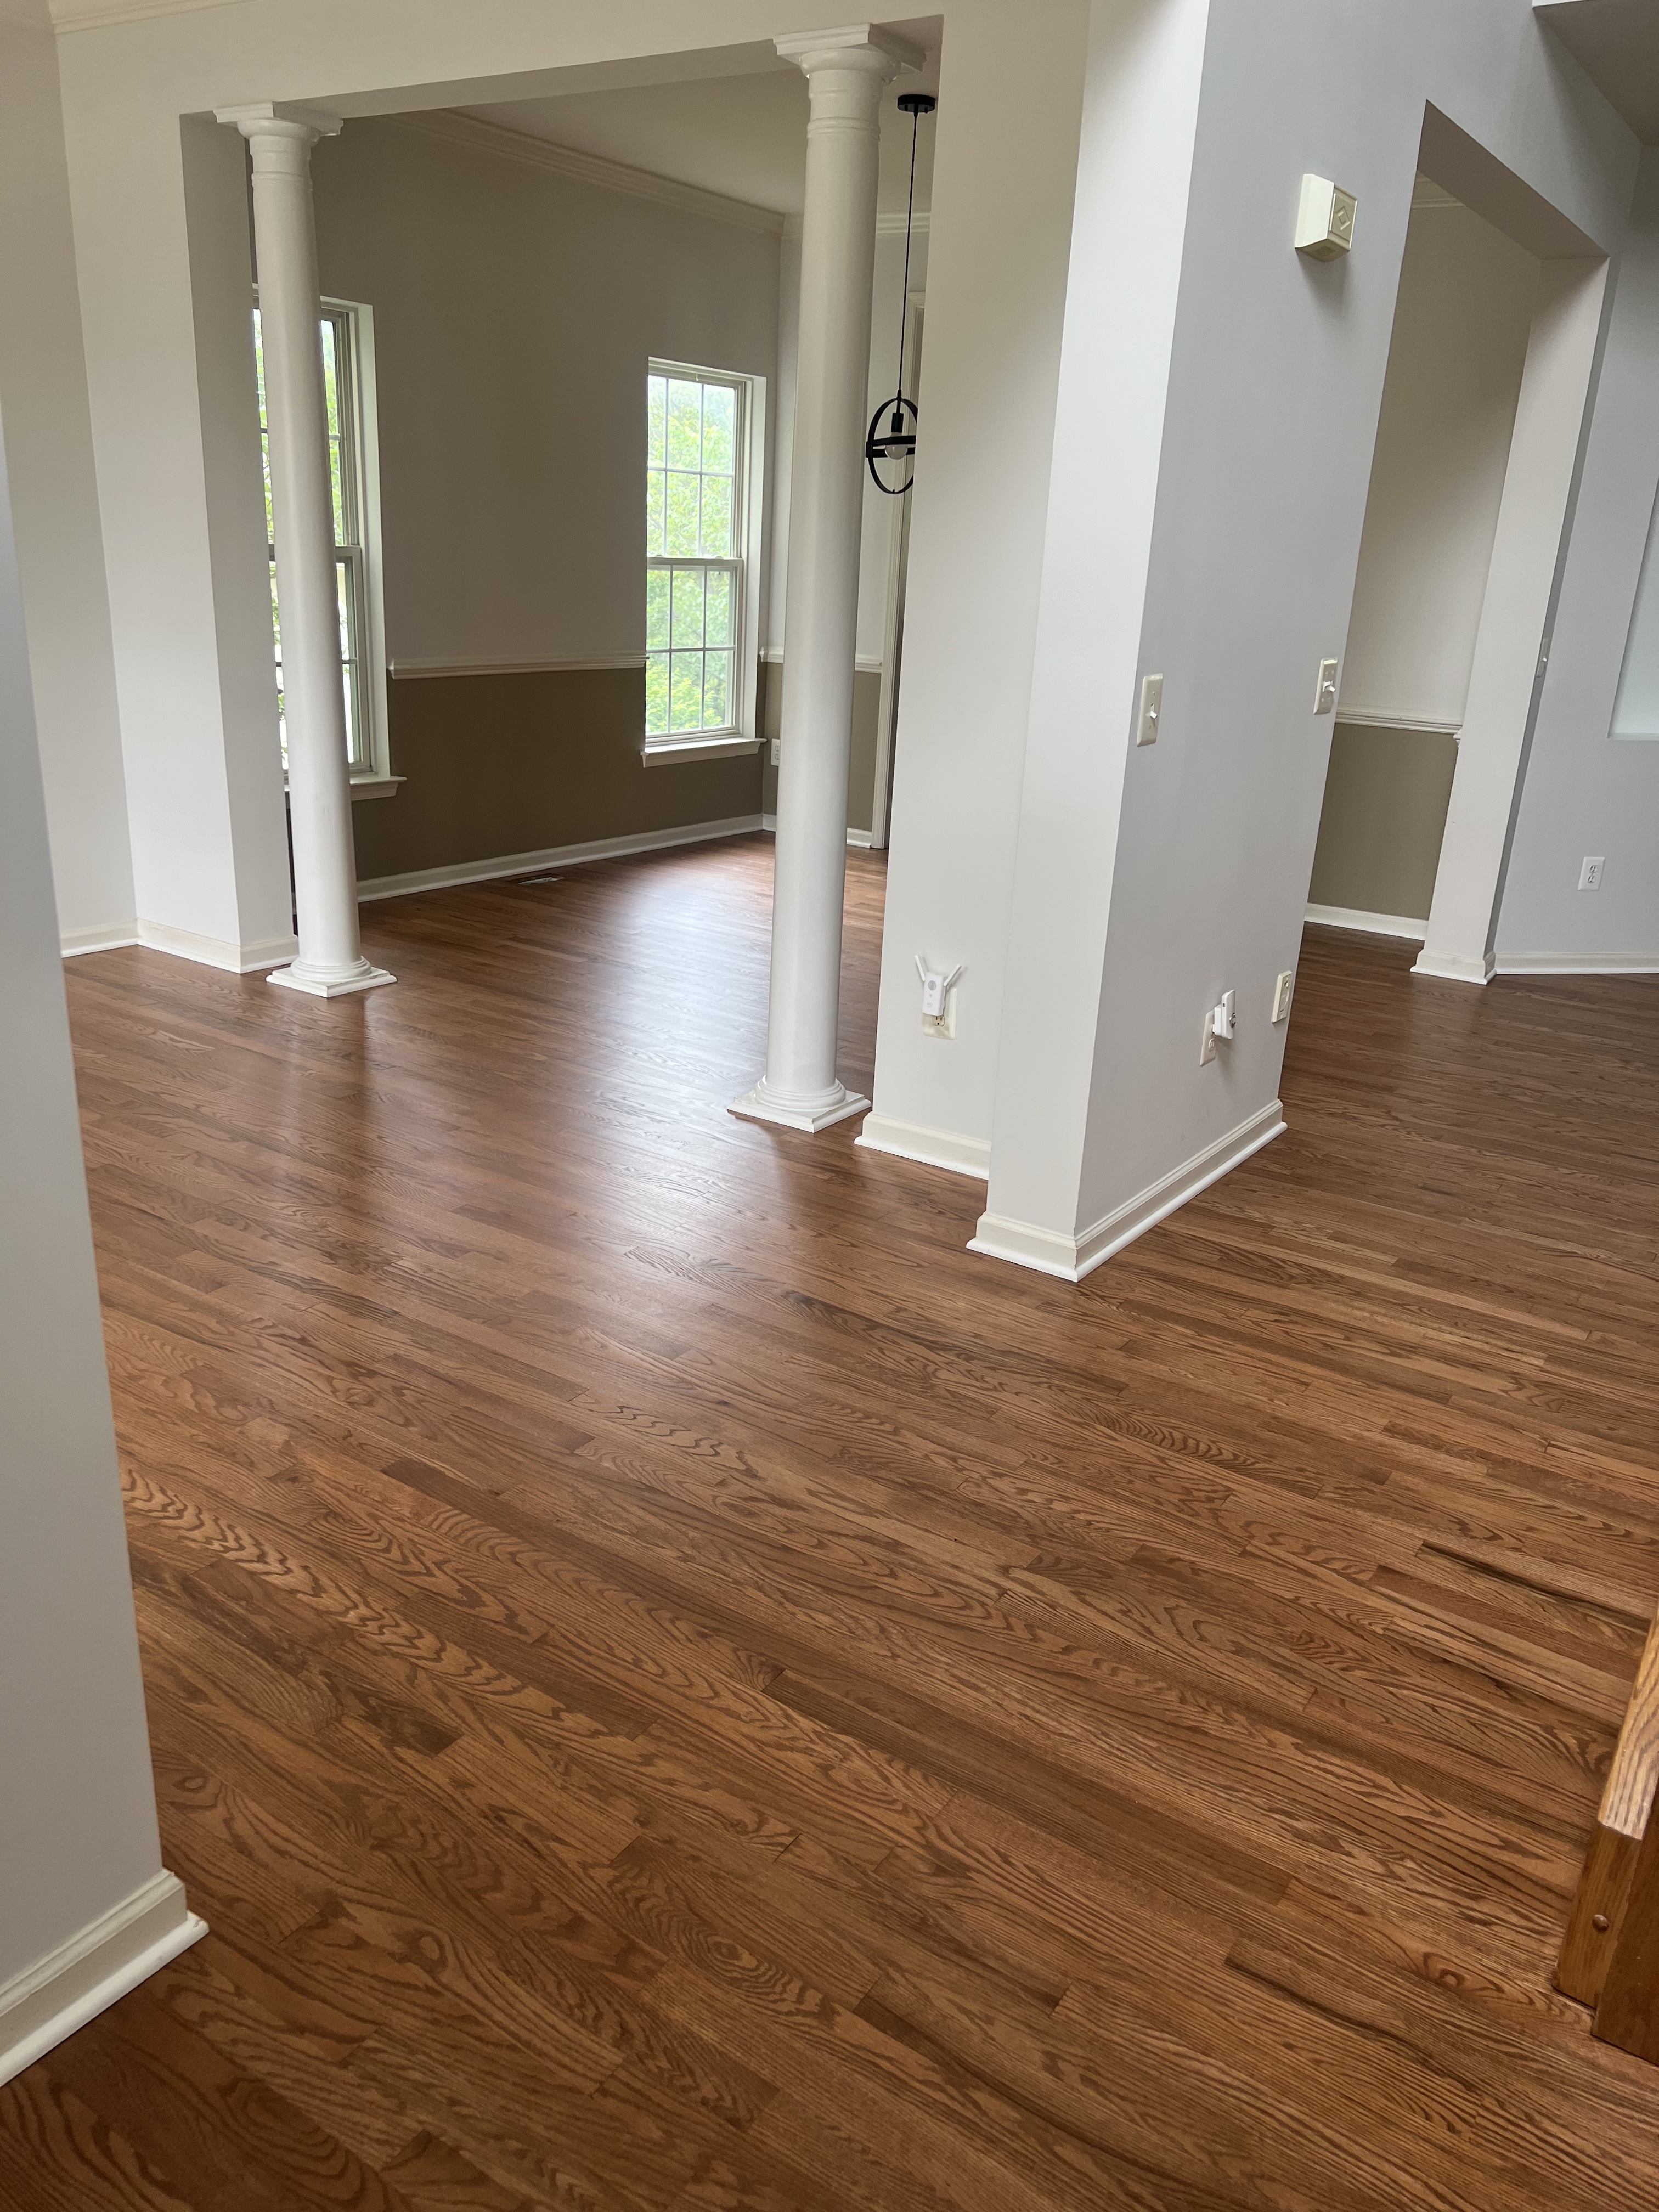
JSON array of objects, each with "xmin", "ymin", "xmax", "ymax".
[
  {"xmin": 1272, "ymin": 969, "xmax": 1295, "ymax": 1024},
  {"xmin": 1136, "ymin": 673, "xmax": 1164, "ymax": 747},
  {"xmin": 1200, "ymin": 1009, "xmax": 1217, "ymax": 1065},
  {"xmin": 1314, "ymin": 659, "xmax": 1340, "ymax": 715},
  {"xmin": 1579, "ymin": 855, "xmax": 1605, "ymax": 892}
]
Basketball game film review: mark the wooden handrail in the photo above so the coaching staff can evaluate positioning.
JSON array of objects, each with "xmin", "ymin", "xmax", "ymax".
[{"xmin": 1559, "ymin": 1610, "xmax": 1659, "ymax": 2053}]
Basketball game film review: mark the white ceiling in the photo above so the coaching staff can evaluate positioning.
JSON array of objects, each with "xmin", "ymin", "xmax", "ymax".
[{"xmin": 460, "ymin": 46, "xmax": 940, "ymax": 221}]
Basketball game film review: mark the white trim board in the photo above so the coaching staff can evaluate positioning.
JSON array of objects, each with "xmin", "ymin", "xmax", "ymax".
[
  {"xmin": 1305, "ymin": 904, "xmax": 1428, "ymax": 942},
  {"xmin": 757, "ymin": 815, "xmax": 872, "ymax": 851},
  {"xmin": 856, "ymin": 1114, "xmax": 990, "ymax": 1180},
  {"xmin": 61, "ymin": 923, "xmax": 140, "ymax": 958},
  {"xmin": 1497, "ymin": 951, "xmax": 1659, "ymax": 976},
  {"xmin": 643, "ymin": 737, "xmax": 760, "ymax": 767},
  {"xmin": 1413, "ymin": 946, "xmax": 1494, "ymax": 985},
  {"xmin": 1334, "ymin": 709, "xmax": 1462, "ymax": 736},
  {"xmin": 761, "ymin": 648, "xmax": 884, "ymax": 675},
  {"xmin": 390, "ymin": 653, "xmax": 644, "ymax": 680},
  {"xmin": 970, "ymin": 1103, "xmax": 1286, "ymax": 1283},
  {"xmin": 400, "ymin": 112, "xmax": 785, "ymax": 239},
  {"xmin": 356, "ymin": 814, "xmax": 765, "ymax": 905},
  {"xmin": 0, "ymin": 1871, "xmax": 204, "ymax": 2089},
  {"xmin": 137, "ymin": 920, "xmax": 298, "ymax": 973}
]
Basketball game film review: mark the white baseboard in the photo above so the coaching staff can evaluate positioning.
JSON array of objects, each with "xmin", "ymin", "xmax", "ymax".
[
  {"xmin": 755, "ymin": 815, "xmax": 871, "ymax": 851},
  {"xmin": 856, "ymin": 1112, "xmax": 991, "ymax": 1180},
  {"xmin": 1497, "ymin": 951, "xmax": 1659, "ymax": 976},
  {"xmin": 60, "ymin": 923, "xmax": 139, "ymax": 958},
  {"xmin": 1305, "ymin": 903, "xmax": 1427, "ymax": 941},
  {"xmin": 969, "ymin": 1101, "xmax": 1286, "ymax": 1283},
  {"xmin": 137, "ymin": 920, "xmax": 299, "ymax": 973},
  {"xmin": 356, "ymin": 814, "xmax": 765, "ymax": 904},
  {"xmin": 1412, "ymin": 945, "xmax": 1494, "ymax": 985},
  {"xmin": 0, "ymin": 1870, "xmax": 205, "ymax": 2090}
]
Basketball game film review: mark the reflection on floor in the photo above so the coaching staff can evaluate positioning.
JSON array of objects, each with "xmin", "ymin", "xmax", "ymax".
[{"xmin": 6, "ymin": 836, "xmax": 1659, "ymax": 2211}]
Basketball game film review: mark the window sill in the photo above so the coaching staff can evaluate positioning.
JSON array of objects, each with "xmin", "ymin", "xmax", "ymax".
[
  {"xmin": 641, "ymin": 736, "xmax": 760, "ymax": 768},
  {"xmin": 350, "ymin": 774, "xmax": 404, "ymax": 802}
]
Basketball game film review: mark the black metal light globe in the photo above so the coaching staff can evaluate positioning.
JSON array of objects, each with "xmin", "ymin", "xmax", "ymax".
[{"xmin": 865, "ymin": 90, "xmax": 935, "ymax": 496}]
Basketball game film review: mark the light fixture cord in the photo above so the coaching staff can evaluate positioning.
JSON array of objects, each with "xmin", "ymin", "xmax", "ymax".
[{"xmin": 895, "ymin": 104, "xmax": 922, "ymax": 410}]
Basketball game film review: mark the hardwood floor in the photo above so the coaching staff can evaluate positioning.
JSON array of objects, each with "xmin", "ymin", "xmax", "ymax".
[{"xmin": 7, "ymin": 833, "xmax": 1659, "ymax": 2209}]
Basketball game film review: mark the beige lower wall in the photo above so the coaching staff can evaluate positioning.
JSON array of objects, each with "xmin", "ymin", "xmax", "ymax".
[
  {"xmin": 351, "ymin": 666, "xmax": 764, "ymax": 885},
  {"xmin": 1308, "ymin": 719, "xmax": 1458, "ymax": 921},
  {"xmin": 757, "ymin": 660, "xmax": 884, "ymax": 833}
]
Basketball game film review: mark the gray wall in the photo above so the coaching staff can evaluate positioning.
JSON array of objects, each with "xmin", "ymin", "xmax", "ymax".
[
  {"xmin": 0, "ymin": 398, "xmax": 172, "ymax": 2022},
  {"xmin": 0, "ymin": 8, "xmax": 133, "ymax": 949},
  {"xmin": 1500, "ymin": 146, "xmax": 1659, "ymax": 968},
  {"xmin": 1308, "ymin": 721, "xmax": 1458, "ymax": 921},
  {"xmin": 307, "ymin": 116, "xmax": 782, "ymax": 884}
]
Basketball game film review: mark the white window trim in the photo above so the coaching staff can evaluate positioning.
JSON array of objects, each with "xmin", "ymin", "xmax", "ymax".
[
  {"xmin": 642, "ymin": 358, "xmax": 766, "ymax": 764},
  {"xmin": 343, "ymin": 296, "xmax": 395, "ymax": 793},
  {"xmin": 257, "ymin": 289, "xmax": 397, "ymax": 797}
]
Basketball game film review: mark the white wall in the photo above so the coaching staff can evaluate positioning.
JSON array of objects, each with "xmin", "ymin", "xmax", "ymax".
[
  {"xmin": 0, "ymin": 394, "xmax": 198, "ymax": 2085},
  {"xmin": 1341, "ymin": 194, "xmax": 1539, "ymax": 731},
  {"xmin": 1500, "ymin": 145, "xmax": 1659, "ymax": 971},
  {"xmin": 860, "ymin": 0, "xmax": 1092, "ymax": 1173},
  {"xmin": 965, "ymin": 0, "xmax": 1637, "ymax": 1272},
  {"xmin": 0, "ymin": 4, "xmax": 134, "ymax": 953}
]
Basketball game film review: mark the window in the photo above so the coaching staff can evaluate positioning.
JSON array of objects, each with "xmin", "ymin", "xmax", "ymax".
[
  {"xmin": 254, "ymin": 298, "xmax": 384, "ymax": 778},
  {"xmin": 645, "ymin": 363, "xmax": 761, "ymax": 753}
]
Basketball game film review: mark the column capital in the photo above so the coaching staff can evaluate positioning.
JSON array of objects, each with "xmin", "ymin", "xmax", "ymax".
[
  {"xmin": 215, "ymin": 100, "xmax": 343, "ymax": 147},
  {"xmin": 775, "ymin": 22, "xmax": 924, "ymax": 79}
]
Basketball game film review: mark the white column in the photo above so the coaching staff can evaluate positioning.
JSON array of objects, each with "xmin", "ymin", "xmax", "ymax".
[
  {"xmin": 731, "ymin": 25, "xmax": 918, "ymax": 1133},
  {"xmin": 218, "ymin": 103, "xmax": 392, "ymax": 998}
]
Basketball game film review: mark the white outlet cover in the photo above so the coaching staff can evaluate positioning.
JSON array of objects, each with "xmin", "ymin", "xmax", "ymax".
[
  {"xmin": 1137, "ymin": 672, "xmax": 1163, "ymax": 747},
  {"xmin": 1200, "ymin": 1009, "xmax": 1217, "ymax": 1065},
  {"xmin": 1578, "ymin": 855, "xmax": 1605, "ymax": 891},
  {"xmin": 1272, "ymin": 970, "xmax": 1295, "ymax": 1024}
]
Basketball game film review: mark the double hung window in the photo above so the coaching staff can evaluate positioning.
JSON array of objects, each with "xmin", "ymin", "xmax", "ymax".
[
  {"xmin": 254, "ymin": 300, "xmax": 379, "ymax": 775},
  {"xmin": 646, "ymin": 365, "xmax": 749, "ymax": 745}
]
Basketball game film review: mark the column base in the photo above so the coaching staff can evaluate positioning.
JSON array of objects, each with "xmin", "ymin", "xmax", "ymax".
[
  {"xmin": 268, "ymin": 961, "xmax": 396, "ymax": 1000},
  {"xmin": 1411, "ymin": 947, "xmax": 1494, "ymax": 985},
  {"xmin": 729, "ymin": 1080, "xmax": 871, "ymax": 1135}
]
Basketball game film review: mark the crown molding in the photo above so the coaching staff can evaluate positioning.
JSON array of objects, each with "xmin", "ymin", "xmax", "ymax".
[
  {"xmin": 52, "ymin": 0, "xmax": 245, "ymax": 30},
  {"xmin": 1410, "ymin": 174, "xmax": 1462, "ymax": 210},
  {"xmin": 398, "ymin": 110, "xmax": 786, "ymax": 239},
  {"xmin": 780, "ymin": 208, "xmax": 929, "ymax": 240}
]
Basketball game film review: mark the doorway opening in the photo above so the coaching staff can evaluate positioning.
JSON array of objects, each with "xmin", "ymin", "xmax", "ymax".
[{"xmin": 1311, "ymin": 107, "xmax": 1607, "ymax": 980}]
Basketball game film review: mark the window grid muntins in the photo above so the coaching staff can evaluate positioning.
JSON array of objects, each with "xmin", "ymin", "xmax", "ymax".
[
  {"xmin": 255, "ymin": 303, "xmax": 373, "ymax": 774},
  {"xmin": 646, "ymin": 371, "xmax": 742, "ymax": 739}
]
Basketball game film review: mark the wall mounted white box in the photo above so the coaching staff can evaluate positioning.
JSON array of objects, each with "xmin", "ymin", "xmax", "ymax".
[{"xmin": 1295, "ymin": 175, "xmax": 1357, "ymax": 259}]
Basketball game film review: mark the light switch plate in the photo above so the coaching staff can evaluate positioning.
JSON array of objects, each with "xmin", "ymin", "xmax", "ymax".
[
  {"xmin": 1314, "ymin": 658, "xmax": 1339, "ymax": 715},
  {"xmin": 1137, "ymin": 673, "xmax": 1164, "ymax": 747}
]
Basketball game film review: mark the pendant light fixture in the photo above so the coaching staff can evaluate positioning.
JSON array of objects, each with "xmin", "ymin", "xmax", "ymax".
[{"xmin": 864, "ymin": 89, "xmax": 935, "ymax": 497}]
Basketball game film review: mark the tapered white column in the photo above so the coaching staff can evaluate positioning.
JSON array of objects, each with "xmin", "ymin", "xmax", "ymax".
[
  {"xmin": 731, "ymin": 25, "xmax": 918, "ymax": 1132},
  {"xmin": 218, "ymin": 103, "xmax": 392, "ymax": 998}
]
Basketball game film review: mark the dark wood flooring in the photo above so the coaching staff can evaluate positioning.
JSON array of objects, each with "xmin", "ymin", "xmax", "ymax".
[{"xmin": 6, "ymin": 835, "xmax": 1659, "ymax": 2210}]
